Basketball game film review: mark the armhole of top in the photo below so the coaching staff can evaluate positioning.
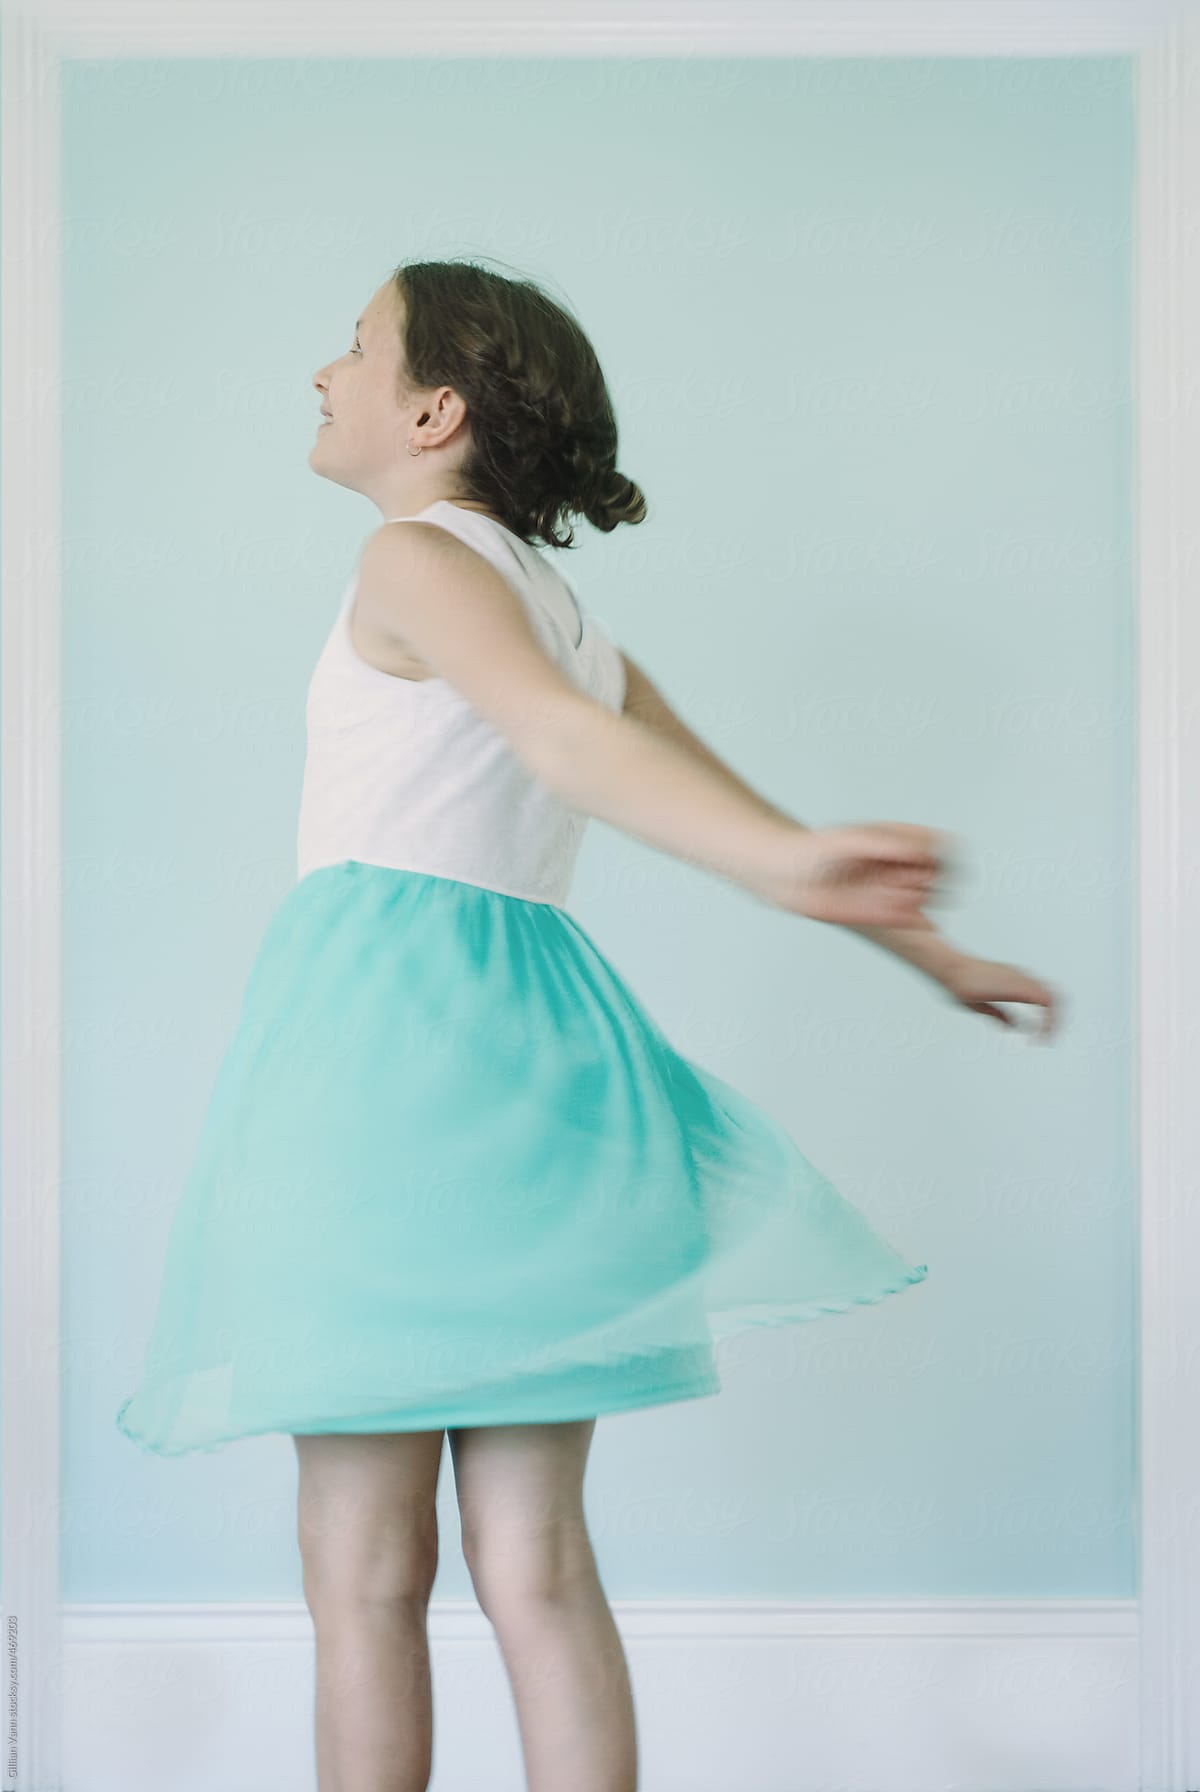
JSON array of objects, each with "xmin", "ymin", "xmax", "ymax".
[
  {"xmin": 557, "ymin": 575, "xmax": 586, "ymax": 651},
  {"xmin": 585, "ymin": 611, "xmax": 627, "ymax": 709}
]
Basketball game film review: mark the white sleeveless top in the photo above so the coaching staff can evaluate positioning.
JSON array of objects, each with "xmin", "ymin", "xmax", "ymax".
[{"xmin": 296, "ymin": 499, "xmax": 627, "ymax": 907}]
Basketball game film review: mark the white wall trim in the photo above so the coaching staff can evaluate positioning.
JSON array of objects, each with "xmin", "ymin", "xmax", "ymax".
[
  {"xmin": 64, "ymin": 1598, "xmax": 1138, "ymax": 1792},
  {"xmin": 3, "ymin": 0, "xmax": 1184, "ymax": 56},
  {"xmin": 1136, "ymin": 9, "xmax": 1200, "ymax": 1792},
  {"xmin": 1, "ymin": 3, "xmax": 1191, "ymax": 1790},
  {"xmin": 0, "ymin": 9, "xmax": 62, "ymax": 1792}
]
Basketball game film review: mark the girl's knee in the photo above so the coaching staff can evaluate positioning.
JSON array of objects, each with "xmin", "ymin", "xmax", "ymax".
[
  {"xmin": 462, "ymin": 1515, "xmax": 596, "ymax": 1621},
  {"xmin": 300, "ymin": 1525, "xmax": 440, "ymax": 1615},
  {"xmin": 293, "ymin": 1430, "xmax": 443, "ymax": 1613},
  {"xmin": 447, "ymin": 1419, "xmax": 600, "ymax": 1620}
]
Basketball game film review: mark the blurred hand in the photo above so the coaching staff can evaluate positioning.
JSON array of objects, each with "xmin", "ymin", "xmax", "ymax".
[
  {"xmin": 938, "ymin": 952, "xmax": 1062, "ymax": 1039},
  {"xmin": 779, "ymin": 821, "xmax": 958, "ymax": 929}
]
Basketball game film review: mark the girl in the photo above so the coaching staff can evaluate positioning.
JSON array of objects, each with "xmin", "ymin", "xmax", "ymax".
[{"xmin": 116, "ymin": 258, "xmax": 1059, "ymax": 1792}]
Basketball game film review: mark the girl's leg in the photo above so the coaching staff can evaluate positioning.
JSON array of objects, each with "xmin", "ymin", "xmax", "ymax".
[
  {"xmin": 293, "ymin": 1429, "xmax": 446, "ymax": 1792},
  {"xmin": 448, "ymin": 1418, "xmax": 638, "ymax": 1792}
]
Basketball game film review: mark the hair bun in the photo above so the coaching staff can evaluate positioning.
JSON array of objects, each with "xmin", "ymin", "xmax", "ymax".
[{"xmin": 584, "ymin": 470, "xmax": 647, "ymax": 535}]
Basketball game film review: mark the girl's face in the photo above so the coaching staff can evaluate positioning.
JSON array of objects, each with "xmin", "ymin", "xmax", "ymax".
[{"xmin": 309, "ymin": 281, "xmax": 411, "ymax": 495}]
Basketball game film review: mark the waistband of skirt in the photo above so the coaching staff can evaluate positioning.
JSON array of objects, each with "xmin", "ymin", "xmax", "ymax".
[{"xmin": 295, "ymin": 857, "xmax": 570, "ymax": 910}]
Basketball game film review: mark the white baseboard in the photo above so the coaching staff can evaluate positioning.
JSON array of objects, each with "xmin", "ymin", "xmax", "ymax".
[{"xmin": 63, "ymin": 1598, "xmax": 1138, "ymax": 1792}]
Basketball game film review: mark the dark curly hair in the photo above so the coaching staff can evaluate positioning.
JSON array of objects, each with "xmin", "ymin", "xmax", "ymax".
[{"xmin": 388, "ymin": 258, "xmax": 647, "ymax": 551}]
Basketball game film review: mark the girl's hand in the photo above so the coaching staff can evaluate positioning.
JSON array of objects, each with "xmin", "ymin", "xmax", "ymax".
[
  {"xmin": 779, "ymin": 821, "xmax": 958, "ymax": 930},
  {"xmin": 938, "ymin": 952, "xmax": 1062, "ymax": 1039}
]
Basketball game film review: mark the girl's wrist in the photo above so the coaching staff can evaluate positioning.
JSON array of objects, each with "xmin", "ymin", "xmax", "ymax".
[{"xmin": 845, "ymin": 921, "xmax": 964, "ymax": 986}]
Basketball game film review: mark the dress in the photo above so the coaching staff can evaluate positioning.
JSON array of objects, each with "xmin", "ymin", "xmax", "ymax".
[{"xmin": 115, "ymin": 499, "xmax": 929, "ymax": 1456}]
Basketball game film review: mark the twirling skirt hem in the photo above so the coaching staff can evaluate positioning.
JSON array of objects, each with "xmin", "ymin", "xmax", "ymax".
[{"xmin": 113, "ymin": 1268, "xmax": 928, "ymax": 1458}]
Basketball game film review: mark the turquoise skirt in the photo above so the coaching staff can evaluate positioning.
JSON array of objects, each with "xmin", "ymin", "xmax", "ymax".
[{"xmin": 115, "ymin": 861, "xmax": 929, "ymax": 1456}]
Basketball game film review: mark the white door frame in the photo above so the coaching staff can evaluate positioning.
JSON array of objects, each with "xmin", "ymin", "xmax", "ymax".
[{"xmin": 2, "ymin": 4, "xmax": 1193, "ymax": 1788}]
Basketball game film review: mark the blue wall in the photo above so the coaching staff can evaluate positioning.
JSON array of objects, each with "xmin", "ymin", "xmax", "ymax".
[{"xmin": 62, "ymin": 54, "xmax": 1134, "ymax": 1602}]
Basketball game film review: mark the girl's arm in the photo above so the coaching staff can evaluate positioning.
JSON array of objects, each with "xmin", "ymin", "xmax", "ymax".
[{"xmin": 353, "ymin": 522, "xmax": 943, "ymax": 922}]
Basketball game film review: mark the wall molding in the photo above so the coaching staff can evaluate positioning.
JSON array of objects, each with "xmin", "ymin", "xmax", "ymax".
[
  {"xmin": 1, "ymin": 2, "xmax": 1193, "ymax": 1789},
  {"xmin": 0, "ymin": 9, "xmax": 63, "ymax": 1792},
  {"xmin": 3, "ymin": 0, "xmax": 1183, "ymax": 57},
  {"xmin": 1135, "ymin": 9, "xmax": 1200, "ymax": 1792},
  {"xmin": 64, "ymin": 1597, "xmax": 1138, "ymax": 1792}
]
